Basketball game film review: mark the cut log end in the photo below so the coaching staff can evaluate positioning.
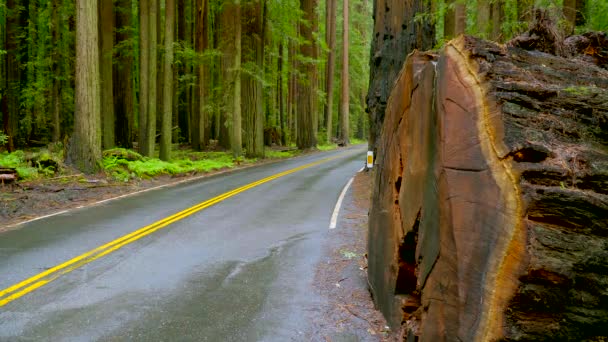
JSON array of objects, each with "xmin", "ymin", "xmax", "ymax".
[{"xmin": 368, "ymin": 34, "xmax": 608, "ymax": 341}]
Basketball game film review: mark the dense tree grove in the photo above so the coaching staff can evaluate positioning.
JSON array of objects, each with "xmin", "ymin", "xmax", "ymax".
[
  {"xmin": 367, "ymin": 0, "xmax": 608, "ymax": 153},
  {"xmin": 1, "ymin": 0, "xmax": 606, "ymax": 172},
  {"xmin": 0, "ymin": 0, "xmax": 373, "ymax": 172}
]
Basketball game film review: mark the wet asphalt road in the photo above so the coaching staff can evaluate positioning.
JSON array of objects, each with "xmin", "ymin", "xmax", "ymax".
[{"xmin": 0, "ymin": 146, "xmax": 366, "ymax": 341}]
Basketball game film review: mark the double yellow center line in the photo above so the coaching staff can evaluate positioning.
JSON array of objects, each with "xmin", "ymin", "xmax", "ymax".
[{"xmin": 0, "ymin": 155, "xmax": 340, "ymax": 308}]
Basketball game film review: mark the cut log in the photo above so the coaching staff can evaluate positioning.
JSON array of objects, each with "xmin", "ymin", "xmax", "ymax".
[
  {"xmin": 368, "ymin": 35, "xmax": 608, "ymax": 340},
  {"xmin": 0, "ymin": 168, "xmax": 17, "ymax": 184}
]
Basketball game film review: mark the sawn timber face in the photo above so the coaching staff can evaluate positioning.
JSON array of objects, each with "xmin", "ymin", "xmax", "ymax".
[{"xmin": 368, "ymin": 35, "xmax": 608, "ymax": 341}]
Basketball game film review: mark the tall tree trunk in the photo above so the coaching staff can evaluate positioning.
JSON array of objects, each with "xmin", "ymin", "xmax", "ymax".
[
  {"xmin": 455, "ymin": 2, "xmax": 466, "ymax": 36},
  {"xmin": 137, "ymin": 0, "xmax": 159, "ymax": 156},
  {"xmin": 324, "ymin": 0, "xmax": 336, "ymax": 143},
  {"xmin": 339, "ymin": 0, "xmax": 349, "ymax": 144},
  {"xmin": 242, "ymin": 0, "xmax": 265, "ymax": 158},
  {"xmin": 563, "ymin": 0, "xmax": 577, "ymax": 34},
  {"xmin": 147, "ymin": 0, "xmax": 158, "ymax": 156},
  {"xmin": 366, "ymin": 0, "xmax": 434, "ymax": 154},
  {"xmin": 139, "ymin": 0, "xmax": 150, "ymax": 154},
  {"xmin": 69, "ymin": 0, "xmax": 101, "ymax": 173},
  {"xmin": 278, "ymin": 42, "xmax": 285, "ymax": 146},
  {"xmin": 114, "ymin": 0, "xmax": 134, "ymax": 148},
  {"xmin": 177, "ymin": 0, "xmax": 192, "ymax": 142},
  {"xmin": 51, "ymin": 0, "xmax": 62, "ymax": 142},
  {"xmin": 311, "ymin": 0, "xmax": 319, "ymax": 139},
  {"xmin": 491, "ymin": 0, "xmax": 504, "ymax": 41},
  {"xmin": 4, "ymin": 0, "xmax": 19, "ymax": 152},
  {"xmin": 100, "ymin": 0, "xmax": 114, "ymax": 149},
  {"xmin": 1, "ymin": 2, "xmax": 5, "ymax": 145},
  {"xmin": 444, "ymin": 0, "xmax": 456, "ymax": 39},
  {"xmin": 160, "ymin": 0, "xmax": 175, "ymax": 160},
  {"xmin": 156, "ymin": 0, "xmax": 163, "ymax": 141},
  {"xmin": 192, "ymin": 0, "xmax": 209, "ymax": 151},
  {"xmin": 172, "ymin": 4, "xmax": 179, "ymax": 144},
  {"xmin": 232, "ymin": 0, "xmax": 242, "ymax": 157},
  {"xmin": 296, "ymin": 0, "xmax": 317, "ymax": 149},
  {"xmin": 218, "ymin": 3, "xmax": 234, "ymax": 150},
  {"xmin": 287, "ymin": 41, "xmax": 296, "ymax": 143},
  {"xmin": 477, "ymin": 1, "xmax": 491, "ymax": 38}
]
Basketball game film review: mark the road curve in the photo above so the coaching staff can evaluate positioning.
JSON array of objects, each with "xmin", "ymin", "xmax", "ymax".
[{"xmin": 0, "ymin": 146, "xmax": 366, "ymax": 341}]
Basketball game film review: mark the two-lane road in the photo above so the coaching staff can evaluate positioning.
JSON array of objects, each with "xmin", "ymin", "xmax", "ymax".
[{"xmin": 0, "ymin": 146, "xmax": 366, "ymax": 341}]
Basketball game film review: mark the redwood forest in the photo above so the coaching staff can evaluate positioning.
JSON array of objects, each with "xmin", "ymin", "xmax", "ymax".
[{"xmin": 1, "ymin": 0, "xmax": 607, "ymax": 340}]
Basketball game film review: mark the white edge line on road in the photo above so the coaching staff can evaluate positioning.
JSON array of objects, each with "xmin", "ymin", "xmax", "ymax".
[
  {"xmin": 357, "ymin": 166, "xmax": 364, "ymax": 173},
  {"xmin": 329, "ymin": 176, "xmax": 355, "ymax": 229}
]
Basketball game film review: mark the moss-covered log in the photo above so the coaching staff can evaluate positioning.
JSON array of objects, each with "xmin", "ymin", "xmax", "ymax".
[{"xmin": 368, "ymin": 35, "xmax": 608, "ymax": 340}]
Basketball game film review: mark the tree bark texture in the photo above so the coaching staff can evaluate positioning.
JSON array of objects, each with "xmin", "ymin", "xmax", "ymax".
[
  {"xmin": 114, "ymin": 0, "xmax": 134, "ymax": 148},
  {"xmin": 218, "ymin": 3, "xmax": 235, "ymax": 150},
  {"xmin": 191, "ymin": 0, "xmax": 209, "ymax": 151},
  {"xmin": 242, "ymin": 0, "xmax": 265, "ymax": 158},
  {"xmin": 296, "ymin": 0, "xmax": 317, "ymax": 149},
  {"xmin": 100, "ymin": 0, "xmax": 114, "ymax": 149},
  {"xmin": 4, "ymin": 0, "xmax": 19, "ymax": 152},
  {"xmin": 368, "ymin": 35, "xmax": 608, "ymax": 340},
  {"xmin": 69, "ymin": 0, "xmax": 101, "ymax": 173},
  {"xmin": 51, "ymin": 0, "xmax": 62, "ymax": 142},
  {"xmin": 160, "ymin": 0, "xmax": 175, "ymax": 161},
  {"xmin": 366, "ymin": 0, "xmax": 434, "ymax": 155},
  {"xmin": 444, "ymin": 0, "xmax": 456, "ymax": 39},
  {"xmin": 339, "ymin": 0, "xmax": 349, "ymax": 144},
  {"xmin": 232, "ymin": 0, "xmax": 242, "ymax": 157},
  {"xmin": 324, "ymin": 0, "xmax": 336, "ymax": 143},
  {"xmin": 139, "ymin": 0, "xmax": 151, "ymax": 155}
]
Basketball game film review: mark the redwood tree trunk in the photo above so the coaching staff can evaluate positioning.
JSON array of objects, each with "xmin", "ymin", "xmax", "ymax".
[
  {"xmin": 69, "ymin": 0, "xmax": 101, "ymax": 173},
  {"xmin": 114, "ymin": 0, "xmax": 134, "ymax": 148},
  {"xmin": 339, "ymin": 0, "xmax": 349, "ymax": 144},
  {"xmin": 296, "ymin": 0, "xmax": 317, "ymax": 149},
  {"xmin": 51, "ymin": 0, "xmax": 62, "ymax": 142},
  {"xmin": 139, "ymin": 0, "xmax": 150, "ymax": 155},
  {"xmin": 242, "ymin": 0, "xmax": 265, "ymax": 158},
  {"xmin": 324, "ymin": 0, "xmax": 336, "ymax": 143},
  {"xmin": 100, "ymin": 0, "xmax": 114, "ymax": 149},
  {"xmin": 232, "ymin": 0, "xmax": 242, "ymax": 157},
  {"xmin": 366, "ymin": 0, "xmax": 434, "ymax": 155},
  {"xmin": 160, "ymin": 0, "xmax": 175, "ymax": 161}
]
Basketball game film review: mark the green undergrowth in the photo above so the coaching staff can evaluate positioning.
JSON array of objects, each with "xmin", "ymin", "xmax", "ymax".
[
  {"xmin": 265, "ymin": 149, "xmax": 300, "ymax": 159},
  {"xmin": 317, "ymin": 143, "xmax": 338, "ymax": 151},
  {"xmin": 103, "ymin": 148, "xmax": 257, "ymax": 182},
  {"xmin": 0, "ymin": 149, "xmax": 63, "ymax": 180}
]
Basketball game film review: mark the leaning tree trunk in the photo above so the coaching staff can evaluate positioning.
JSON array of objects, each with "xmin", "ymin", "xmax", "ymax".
[
  {"xmin": 368, "ymin": 33, "xmax": 608, "ymax": 340},
  {"xmin": 69, "ymin": 0, "xmax": 102, "ymax": 173}
]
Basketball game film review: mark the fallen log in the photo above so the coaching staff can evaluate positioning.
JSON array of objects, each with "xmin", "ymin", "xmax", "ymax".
[
  {"xmin": 0, "ymin": 168, "xmax": 17, "ymax": 184},
  {"xmin": 368, "ymin": 34, "xmax": 608, "ymax": 341}
]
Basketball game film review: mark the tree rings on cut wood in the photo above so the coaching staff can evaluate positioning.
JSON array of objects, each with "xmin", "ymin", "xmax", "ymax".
[{"xmin": 368, "ymin": 33, "xmax": 608, "ymax": 341}]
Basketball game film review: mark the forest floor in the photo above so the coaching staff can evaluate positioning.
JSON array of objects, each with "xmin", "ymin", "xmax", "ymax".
[{"xmin": 309, "ymin": 171, "xmax": 400, "ymax": 342}]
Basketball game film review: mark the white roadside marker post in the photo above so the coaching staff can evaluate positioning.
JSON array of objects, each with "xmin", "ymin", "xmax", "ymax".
[{"xmin": 367, "ymin": 151, "xmax": 374, "ymax": 169}]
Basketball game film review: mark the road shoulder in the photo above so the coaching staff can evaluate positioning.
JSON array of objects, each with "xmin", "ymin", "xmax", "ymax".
[{"xmin": 309, "ymin": 171, "xmax": 399, "ymax": 341}]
